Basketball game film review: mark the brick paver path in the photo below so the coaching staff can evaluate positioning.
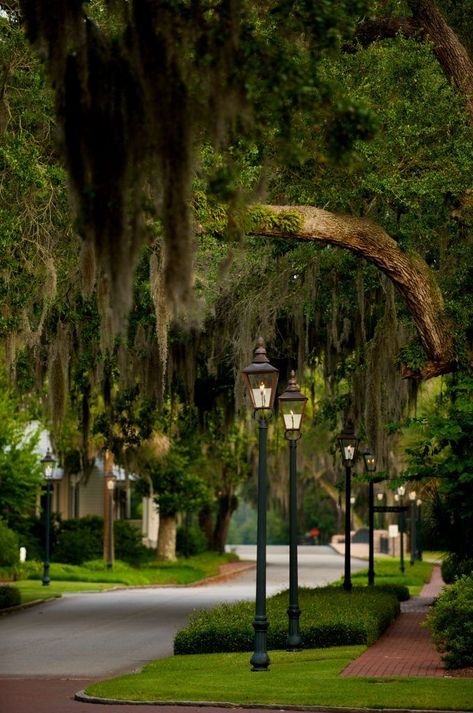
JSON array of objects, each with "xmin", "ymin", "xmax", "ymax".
[{"xmin": 342, "ymin": 565, "xmax": 444, "ymax": 677}]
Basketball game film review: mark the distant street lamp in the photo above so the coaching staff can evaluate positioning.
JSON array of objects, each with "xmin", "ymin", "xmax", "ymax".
[
  {"xmin": 41, "ymin": 449, "xmax": 57, "ymax": 586},
  {"xmin": 338, "ymin": 422, "xmax": 359, "ymax": 592},
  {"xmin": 376, "ymin": 491, "xmax": 384, "ymax": 529},
  {"xmin": 363, "ymin": 449, "xmax": 377, "ymax": 586},
  {"xmin": 242, "ymin": 338, "xmax": 279, "ymax": 671},
  {"xmin": 409, "ymin": 491, "xmax": 417, "ymax": 565},
  {"xmin": 397, "ymin": 486, "xmax": 406, "ymax": 574},
  {"xmin": 416, "ymin": 498, "xmax": 423, "ymax": 561},
  {"xmin": 105, "ymin": 471, "xmax": 117, "ymax": 569},
  {"xmin": 278, "ymin": 370, "xmax": 307, "ymax": 651}
]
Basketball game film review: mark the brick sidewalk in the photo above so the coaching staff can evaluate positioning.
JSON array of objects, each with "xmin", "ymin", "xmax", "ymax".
[{"xmin": 342, "ymin": 565, "xmax": 444, "ymax": 677}]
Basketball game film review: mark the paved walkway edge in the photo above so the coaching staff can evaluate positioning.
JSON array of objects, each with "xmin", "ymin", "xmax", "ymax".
[{"xmin": 74, "ymin": 690, "xmax": 463, "ymax": 713}]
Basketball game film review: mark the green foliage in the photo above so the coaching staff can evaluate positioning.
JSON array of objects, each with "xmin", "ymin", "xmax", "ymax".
[
  {"xmin": 0, "ymin": 520, "xmax": 19, "ymax": 566},
  {"xmin": 52, "ymin": 516, "xmax": 102, "ymax": 565},
  {"xmin": 52, "ymin": 516, "xmax": 149, "ymax": 565},
  {"xmin": 174, "ymin": 586, "xmax": 399, "ymax": 655},
  {"xmin": 114, "ymin": 520, "xmax": 151, "ymax": 565},
  {"xmin": 441, "ymin": 553, "xmax": 473, "ymax": 585},
  {"xmin": 248, "ymin": 206, "xmax": 304, "ymax": 234},
  {"xmin": 426, "ymin": 574, "xmax": 473, "ymax": 670},
  {"xmin": 403, "ymin": 374, "xmax": 473, "ymax": 557},
  {"xmin": 0, "ymin": 585, "xmax": 21, "ymax": 610},
  {"xmin": 0, "ymin": 389, "xmax": 43, "ymax": 528},
  {"xmin": 176, "ymin": 524, "xmax": 208, "ymax": 558}
]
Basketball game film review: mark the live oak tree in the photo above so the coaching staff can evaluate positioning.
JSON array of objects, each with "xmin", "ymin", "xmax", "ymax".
[
  {"xmin": 1, "ymin": 1, "xmax": 472, "ymax": 544},
  {"xmin": 13, "ymin": 0, "xmax": 472, "ymax": 382}
]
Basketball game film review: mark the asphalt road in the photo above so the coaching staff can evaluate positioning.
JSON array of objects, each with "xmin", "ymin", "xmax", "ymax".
[{"xmin": 0, "ymin": 545, "xmax": 366, "ymax": 712}]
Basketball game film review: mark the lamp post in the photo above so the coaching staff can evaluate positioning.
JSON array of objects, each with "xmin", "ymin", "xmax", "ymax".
[
  {"xmin": 278, "ymin": 370, "xmax": 307, "ymax": 651},
  {"xmin": 338, "ymin": 422, "xmax": 359, "ymax": 592},
  {"xmin": 363, "ymin": 449, "xmax": 377, "ymax": 586},
  {"xmin": 397, "ymin": 486, "xmax": 406, "ymax": 573},
  {"xmin": 350, "ymin": 495, "xmax": 356, "ymax": 532},
  {"xmin": 41, "ymin": 449, "xmax": 57, "ymax": 586},
  {"xmin": 376, "ymin": 491, "xmax": 384, "ymax": 529},
  {"xmin": 416, "ymin": 498, "xmax": 423, "ymax": 561},
  {"xmin": 409, "ymin": 491, "xmax": 417, "ymax": 565},
  {"xmin": 105, "ymin": 471, "xmax": 117, "ymax": 569},
  {"xmin": 242, "ymin": 337, "xmax": 279, "ymax": 671}
]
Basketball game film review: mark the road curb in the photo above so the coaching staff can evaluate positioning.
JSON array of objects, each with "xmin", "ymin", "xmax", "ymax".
[{"xmin": 74, "ymin": 690, "xmax": 464, "ymax": 713}]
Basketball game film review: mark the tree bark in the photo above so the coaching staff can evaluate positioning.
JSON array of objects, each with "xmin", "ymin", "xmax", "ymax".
[
  {"xmin": 212, "ymin": 493, "xmax": 238, "ymax": 554},
  {"xmin": 252, "ymin": 205, "xmax": 455, "ymax": 380},
  {"xmin": 156, "ymin": 514, "xmax": 177, "ymax": 561},
  {"xmin": 198, "ymin": 504, "xmax": 214, "ymax": 550}
]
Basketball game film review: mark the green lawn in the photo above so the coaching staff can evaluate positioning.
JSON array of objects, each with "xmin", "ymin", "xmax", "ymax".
[
  {"xmin": 11, "ymin": 552, "xmax": 238, "ymax": 604},
  {"xmin": 85, "ymin": 647, "xmax": 473, "ymax": 710},
  {"xmin": 13, "ymin": 579, "xmax": 117, "ymax": 603},
  {"xmin": 350, "ymin": 558, "xmax": 434, "ymax": 596}
]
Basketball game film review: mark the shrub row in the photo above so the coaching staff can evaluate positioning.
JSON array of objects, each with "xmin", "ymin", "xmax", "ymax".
[
  {"xmin": 441, "ymin": 553, "xmax": 473, "ymax": 584},
  {"xmin": 0, "ymin": 585, "xmax": 21, "ymax": 610},
  {"xmin": 174, "ymin": 585, "xmax": 400, "ymax": 655},
  {"xmin": 426, "ymin": 574, "xmax": 473, "ymax": 670}
]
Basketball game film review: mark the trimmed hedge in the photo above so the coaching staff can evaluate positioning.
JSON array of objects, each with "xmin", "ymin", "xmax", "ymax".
[
  {"xmin": 0, "ymin": 585, "xmax": 21, "ymax": 610},
  {"xmin": 441, "ymin": 553, "xmax": 473, "ymax": 584},
  {"xmin": 174, "ymin": 586, "xmax": 400, "ymax": 655},
  {"xmin": 426, "ymin": 574, "xmax": 473, "ymax": 669}
]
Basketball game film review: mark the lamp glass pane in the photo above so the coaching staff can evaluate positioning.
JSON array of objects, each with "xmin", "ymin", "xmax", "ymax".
[{"xmin": 248, "ymin": 374, "xmax": 273, "ymax": 408}]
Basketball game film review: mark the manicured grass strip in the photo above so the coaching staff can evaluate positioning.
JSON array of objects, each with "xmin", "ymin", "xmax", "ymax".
[
  {"xmin": 13, "ymin": 580, "xmax": 116, "ymax": 603},
  {"xmin": 85, "ymin": 647, "xmax": 473, "ymax": 710},
  {"xmin": 350, "ymin": 559, "xmax": 434, "ymax": 596},
  {"xmin": 174, "ymin": 586, "xmax": 400, "ymax": 655},
  {"xmin": 25, "ymin": 553, "xmax": 236, "ymax": 587}
]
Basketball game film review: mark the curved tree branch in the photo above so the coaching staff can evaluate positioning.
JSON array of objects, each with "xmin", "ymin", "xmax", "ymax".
[{"xmin": 251, "ymin": 205, "xmax": 455, "ymax": 380}]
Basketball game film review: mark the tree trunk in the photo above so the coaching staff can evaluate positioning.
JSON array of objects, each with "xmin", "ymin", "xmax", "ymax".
[
  {"xmin": 408, "ymin": 1, "xmax": 473, "ymax": 125},
  {"xmin": 252, "ymin": 206, "xmax": 455, "ymax": 379},
  {"xmin": 198, "ymin": 504, "xmax": 214, "ymax": 550},
  {"xmin": 212, "ymin": 493, "xmax": 238, "ymax": 554},
  {"xmin": 156, "ymin": 514, "xmax": 177, "ymax": 561}
]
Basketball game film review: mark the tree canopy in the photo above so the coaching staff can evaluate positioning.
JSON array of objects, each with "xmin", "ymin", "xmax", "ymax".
[{"xmin": 1, "ymin": 0, "xmax": 472, "ymax": 551}]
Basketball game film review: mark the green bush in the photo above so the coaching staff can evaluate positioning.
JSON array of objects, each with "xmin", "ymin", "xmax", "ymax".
[
  {"xmin": 0, "ymin": 560, "xmax": 42, "ymax": 582},
  {"xmin": 114, "ymin": 520, "xmax": 151, "ymax": 565},
  {"xmin": 0, "ymin": 585, "xmax": 21, "ymax": 609},
  {"xmin": 53, "ymin": 516, "xmax": 103, "ymax": 564},
  {"xmin": 441, "ymin": 553, "xmax": 473, "ymax": 584},
  {"xmin": 367, "ymin": 583, "xmax": 410, "ymax": 602},
  {"xmin": 174, "ymin": 586, "xmax": 400, "ymax": 655},
  {"xmin": 0, "ymin": 520, "xmax": 19, "ymax": 566},
  {"xmin": 176, "ymin": 525, "xmax": 207, "ymax": 558},
  {"xmin": 52, "ymin": 516, "xmax": 152, "ymax": 566},
  {"xmin": 426, "ymin": 574, "xmax": 473, "ymax": 669}
]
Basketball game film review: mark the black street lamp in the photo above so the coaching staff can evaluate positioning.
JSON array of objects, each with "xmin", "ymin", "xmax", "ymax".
[
  {"xmin": 41, "ymin": 449, "xmax": 57, "ymax": 586},
  {"xmin": 376, "ymin": 491, "xmax": 385, "ymax": 529},
  {"xmin": 278, "ymin": 370, "xmax": 307, "ymax": 651},
  {"xmin": 363, "ymin": 449, "xmax": 377, "ymax": 586},
  {"xmin": 409, "ymin": 491, "xmax": 417, "ymax": 565},
  {"xmin": 396, "ymin": 486, "xmax": 406, "ymax": 573},
  {"xmin": 416, "ymin": 498, "xmax": 423, "ymax": 561},
  {"xmin": 337, "ymin": 422, "xmax": 359, "ymax": 592},
  {"xmin": 105, "ymin": 471, "xmax": 117, "ymax": 569},
  {"xmin": 242, "ymin": 337, "xmax": 279, "ymax": 671}
]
